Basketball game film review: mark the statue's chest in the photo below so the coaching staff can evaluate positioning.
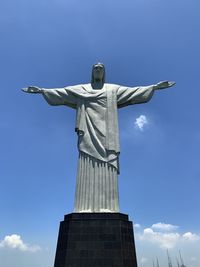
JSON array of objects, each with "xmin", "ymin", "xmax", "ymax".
[{"xmin": 84, "ymin": 95, "xmax": 107, "ymax": 109}]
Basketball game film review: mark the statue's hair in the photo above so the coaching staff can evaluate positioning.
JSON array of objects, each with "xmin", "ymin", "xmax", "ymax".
[{"xmin": 91, "ymin": 63, "xmax": 106, "ymax": 84}]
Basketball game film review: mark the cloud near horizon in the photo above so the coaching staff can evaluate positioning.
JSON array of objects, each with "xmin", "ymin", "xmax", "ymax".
[
  {"xmin": 0, "ymin": 234, "xmax": 41, "ymax": 252},
  {"xmin": 136, "ymin": 223, "xmax": 200, "ymax": 249},
  {"xmin": 151, "ymin": 222, "xmax": 179, "ymax": 232},
  {"xmin": 134, "ymin": 223, "xmax": 141, "ymax": 228}
]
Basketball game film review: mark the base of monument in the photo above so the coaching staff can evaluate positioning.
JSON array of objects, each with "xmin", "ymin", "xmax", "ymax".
[{"xmin": 54, "ymin": 213, "xmax": 138, "ymax": 267}]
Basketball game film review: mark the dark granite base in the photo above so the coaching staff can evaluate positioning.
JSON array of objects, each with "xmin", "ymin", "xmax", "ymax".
[{"xmin": 54, "ymin": 213, "xmax": 138, "ymax": 267}]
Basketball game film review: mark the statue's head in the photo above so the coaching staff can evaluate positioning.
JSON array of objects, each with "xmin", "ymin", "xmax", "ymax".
[{"xmin": 91, "ymin": 63, "xmax": 105, "ymax": 84}]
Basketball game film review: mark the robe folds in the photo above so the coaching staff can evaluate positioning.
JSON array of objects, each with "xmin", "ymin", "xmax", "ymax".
[{"xmin": 42, "ymin": 83, "xmax": 154, "ymax": 212}]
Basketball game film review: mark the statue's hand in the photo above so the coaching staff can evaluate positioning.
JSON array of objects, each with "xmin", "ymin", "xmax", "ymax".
[
  {"xmin": 21, "ymin": 86, "xmax": 42, "ymax": 93},
  {"xmin": 155, "ymin": 81, "xmax": 176, "ymax": 90}
]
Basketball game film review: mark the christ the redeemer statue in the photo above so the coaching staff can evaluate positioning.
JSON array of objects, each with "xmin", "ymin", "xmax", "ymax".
[{"xmin": 22, "ymin": 63, "xmax": 175, "ymax": 213}]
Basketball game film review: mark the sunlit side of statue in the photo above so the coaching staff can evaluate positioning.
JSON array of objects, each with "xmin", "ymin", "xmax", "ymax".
[{"xmin": 22, "ymin": 63, "xmax": 175, "ymax": 213}]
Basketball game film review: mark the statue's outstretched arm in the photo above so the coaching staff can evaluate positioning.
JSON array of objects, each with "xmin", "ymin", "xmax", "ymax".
[
  {"xmin": 154, "ymin": 81, "xmax": 176, "ymax": 90},
  {"xmin": 22, "ymin": 86, "xmax": 77, "ymax": 108},
  {"xmin": 22, "ymin": 86, "xmax": 43, "ymax": 93},
  {"xmin": 117, "ymin": 80, "xmax": 175, "ymax": 108}
]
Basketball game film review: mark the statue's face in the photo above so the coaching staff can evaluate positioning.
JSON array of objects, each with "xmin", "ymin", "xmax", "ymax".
[{"xmin": 92, "ymin": 64, "xmax": 104, "ymax": 81}]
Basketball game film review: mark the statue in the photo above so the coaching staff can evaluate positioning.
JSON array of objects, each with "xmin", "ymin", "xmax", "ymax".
[{"xmin": 22, "ymin": 63, "xmax": 175, "ymax": 213}]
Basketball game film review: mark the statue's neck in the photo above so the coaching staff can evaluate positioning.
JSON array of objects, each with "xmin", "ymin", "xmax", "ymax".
[{"xmin": 91, "ymin": 79, "xmax": 104, "ymax": 90}]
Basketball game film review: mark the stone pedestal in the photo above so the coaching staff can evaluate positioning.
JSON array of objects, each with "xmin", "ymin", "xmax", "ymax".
[{"xmin": 54, "ymin": 213, "xmax": 138, "ymax": 267}]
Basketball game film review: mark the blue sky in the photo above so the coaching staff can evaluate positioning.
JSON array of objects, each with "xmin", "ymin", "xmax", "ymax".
[{"xmin": 0, "ymin": 0, "xmax": 200, "ymax": 266}]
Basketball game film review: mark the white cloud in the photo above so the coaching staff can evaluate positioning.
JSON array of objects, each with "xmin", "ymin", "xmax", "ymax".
[
  {"xmin": 0, "ymin": 234, "xmax": 40, "ymax": 252},
  {"xmin": 151, "ymin": 222, "xmax": 179, "ymax": 232},
  {"xmin": 135, "ymin": 223, "xmax": 200, "ymax": 267},
  {"xmin": 182, "ymin": 232, "xmax": 200, "ymax": 241},
  {"xmin": 137, "ymin": 224, "xmax": 200, "ymax": 249},
  {"xmin": 139, "ymin": 228, "xmax": 180, "ymax": 249},
  {"xmin": 134, "ymin": 223, "xmax": 141, "ymax": 228},
  {"xmin": 135, "ymin": 115, "xmax": 148, "ymax": 131}
]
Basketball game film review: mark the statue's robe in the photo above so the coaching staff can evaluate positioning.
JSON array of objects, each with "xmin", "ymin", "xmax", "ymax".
[{"xmin": 42, "ymin": 83, "xmax": 154, "ymax": 212}]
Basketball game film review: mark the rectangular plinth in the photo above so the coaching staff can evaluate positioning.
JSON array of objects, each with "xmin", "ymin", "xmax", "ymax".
[{"xmin": 54, "ymin": 213, "xmax": 137, "ymax": 267}]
